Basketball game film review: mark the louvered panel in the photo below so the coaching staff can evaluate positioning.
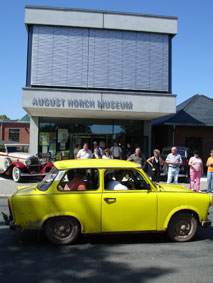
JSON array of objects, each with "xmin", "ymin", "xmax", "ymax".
[
  {"xmin": 36, "ymin": 26, "xmax": 54, "ymax": 85},
  {"xmin": 88, "ymin": 29, "xmax": 95, "ymax": 88},
  {"xmin": 149, "ymin": 34, "xmax": 164, "ymax": 91},
  {"xmin": 92, "ymin": 30, "xmax": 109, "ymax": 88},
  {"xmin": 67, "ymin": 28, "xmax": 89, "ymax": 87},
  {"xmin": 122, "ymin": 32, "xmax": 137, "ymax": 89},
  {"xmin": 52, "ymin": 27, "xmax": 69, "ymax": 86},
  {"xmin": 108, "ymin": 30, "xmax": 123, "ymax": 88},
  {"xmin": 162, "ymin": 35, "xmax": 169, "ymax": 91},
  {"xmin": 31, "ymin": 26, "xmax": 39, "ymax": 84},
  {"xmin": 30, "ymin": 25, "xmax": 169, "ymax": 92},
  {"xmin": 81, "ymin": 29, "xmax": 89, "ymax": 87},
  {"xmin": 135, "ymin": 33, "xmax": 150, "ymax": 90}
]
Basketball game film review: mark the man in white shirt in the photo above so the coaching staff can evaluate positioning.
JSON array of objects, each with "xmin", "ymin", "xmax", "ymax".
[
  {"xmin": 166, "ymin": 147, "xmax": 182, "ymax": 184},
  {"xmin": 110, "ymin": 141, "xmax": 122, "ymax": 159},
  {"xmin": 77, "ymin": 143, "xmax": 93, "ymax": 159},
  {"xmin": 106, "ymin": 170, "xmax": 128, "ymax": 190}
]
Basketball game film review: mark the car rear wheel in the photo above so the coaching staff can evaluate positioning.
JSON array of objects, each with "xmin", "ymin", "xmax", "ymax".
[
  {"xmin": 45, "ymin": 217, "xmax": 80, "ymax": 245},
  {"xmin": 4, "ymin": 158, "xmax": 12, "ymax": 170},
  {"xmin": 12, "ymin": 166, "xmax": 22, "ymax": 183},
  {"xmin": 167, "ymin": 212, "xmax": 198, "ymax": 242}
]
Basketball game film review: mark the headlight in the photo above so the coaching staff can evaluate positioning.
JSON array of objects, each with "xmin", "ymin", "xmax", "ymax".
[{"xmin": 25, "ymin": 158, "xmax": 31, "ymax": 166}]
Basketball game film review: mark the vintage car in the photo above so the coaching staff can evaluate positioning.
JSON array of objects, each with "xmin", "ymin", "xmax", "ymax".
[
  {"xmin": 5, "ymin": 159, "xmax": 212, "ymax": 245},
  {"xmin": 0, "ymin": 143, "xmax": 53, "ymax": 182}
]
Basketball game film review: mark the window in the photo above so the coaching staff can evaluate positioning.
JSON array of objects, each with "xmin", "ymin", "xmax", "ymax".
[
  {"xmin": 58, "ymin": 169, "xmax": 99, "ymax": 191},
  {"xmin": 104, "ymin": 169, "xmax": 149, "ymax": 191},
  {"xmin": 6, "ymin": 145, "xmax": 29, "ymax": 153},
  {"xmin": 9, "ymin": 129, "xmax": 20, "ymax": 142},
  {"xmin": 0, "ymin": 145, "xmax": 5, "ymax": 153}
]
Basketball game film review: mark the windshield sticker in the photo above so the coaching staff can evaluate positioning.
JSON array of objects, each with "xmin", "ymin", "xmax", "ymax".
[{"xmin": 55, "ymin": 171, "xmax": 65, "ymax": 181}]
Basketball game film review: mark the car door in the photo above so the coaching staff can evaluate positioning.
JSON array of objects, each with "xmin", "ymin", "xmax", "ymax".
[{"xmin": 101, "ymin": 169, "xmax": 157, "ymax": 232}]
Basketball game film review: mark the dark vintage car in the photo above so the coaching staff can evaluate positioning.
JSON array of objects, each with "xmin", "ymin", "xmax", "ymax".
[
  {"xmin": 161, "ymin": 146, "xmax": 191, "ymax": 181},
  {"xmin": 0, "ymin": 143, "xmax": 53, "ymax": 182}
]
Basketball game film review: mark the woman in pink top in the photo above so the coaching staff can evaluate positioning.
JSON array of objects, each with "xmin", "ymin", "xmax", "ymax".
[{"xmin": 189, "ymin": 150, "xmax": 204, "ymax": 192}]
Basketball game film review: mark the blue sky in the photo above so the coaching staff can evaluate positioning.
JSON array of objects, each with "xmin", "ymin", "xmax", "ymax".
[{"xmin": 0, "ymin": 0, "xmax": 212, "ymax": 119}]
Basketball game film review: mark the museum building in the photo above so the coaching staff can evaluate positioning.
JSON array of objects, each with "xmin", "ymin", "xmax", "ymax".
[{"xmin": 22, "ymin": 6, "xmax": 177, "ymax": 159}]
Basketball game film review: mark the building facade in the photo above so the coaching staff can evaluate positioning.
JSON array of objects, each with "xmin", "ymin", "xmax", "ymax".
[
  {"xmin": 152, "ymin": 94, "xmax": 213, "ymax": 165},
  {"xmin": 23, "ymin": 6, "xmax": 177, "ymax": 159},
  {"xmin": 0, "ymin": 119, "xmax": 30, "ymax": 144}
]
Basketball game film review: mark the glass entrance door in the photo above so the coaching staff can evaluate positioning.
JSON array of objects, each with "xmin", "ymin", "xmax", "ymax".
[{"xmin": 70, "ymin": 134, "xmax": 113, "ymax": 157}]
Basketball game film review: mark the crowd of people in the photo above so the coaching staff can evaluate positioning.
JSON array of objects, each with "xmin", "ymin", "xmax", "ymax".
[
  {"xmin": 73, "ymin": 141, "xmax": 213, "ymax": 192},
  {"xmin": 74, "ymin": 141, "xmax": 147, "ymax": 167}
]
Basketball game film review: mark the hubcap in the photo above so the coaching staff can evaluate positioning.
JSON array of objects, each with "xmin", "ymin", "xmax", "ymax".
[
  {"xmin": 174, "ymin": 219, "xmax": 192, "ymax": 237},
  {"xmin": 52, "ymin": 220, "xmax": 72, "ymax": 238},
  {"xmin": 13, "ymin": 167, "xmax": 20, "ymax": 181}
]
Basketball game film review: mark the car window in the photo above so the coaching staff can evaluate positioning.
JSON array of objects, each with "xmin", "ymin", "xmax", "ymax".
[
  {"xmin": 58, "ymin": 168, "xmax": 99, "ymax": 191},
  {"xmin": 0, "ymin": 145, "xmax": 5, "ymax": 153},
  {"xmin": 104, "ymin": 169, "xmax": 149, "ymax": 191},
  {"xmin": 37, "ymin": 167, "xmax": 58, "ymax": 191},
  {"xmin": 7, "ymin": 145, "xmax": 29, "ymax": 153}
]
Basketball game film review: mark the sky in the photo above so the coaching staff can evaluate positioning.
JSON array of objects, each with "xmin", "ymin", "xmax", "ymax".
[{"xmin": 0, "ymin": 0, "xmax": 212, "ymax": 120}]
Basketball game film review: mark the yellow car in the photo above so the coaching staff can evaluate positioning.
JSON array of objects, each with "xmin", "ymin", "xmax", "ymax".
[{"xmin": 5, "ymin": 159, "xmax": 212, "ymax": 245}]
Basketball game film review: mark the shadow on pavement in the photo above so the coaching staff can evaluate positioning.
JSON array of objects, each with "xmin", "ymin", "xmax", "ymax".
[{"xmin": 0, "ymin": 223, "xmax": 176, "ymax": 283}]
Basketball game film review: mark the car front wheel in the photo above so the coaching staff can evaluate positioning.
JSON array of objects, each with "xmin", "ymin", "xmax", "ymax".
[
  {"xmin": 45, "ymin": 217, "xmax": 80, "ymax": 245},
  {"xmin": 167, "ymin": 212, "xmax": 198, "ymax": 242},
  {"xmin": 12, "ymin": 166, "xmax": 22, "ymax": 183}
]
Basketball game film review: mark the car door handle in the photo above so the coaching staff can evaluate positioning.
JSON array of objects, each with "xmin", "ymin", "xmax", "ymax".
[{"xmin": 104, "ymin": 198, "xmax": 116, "ymax": 202}]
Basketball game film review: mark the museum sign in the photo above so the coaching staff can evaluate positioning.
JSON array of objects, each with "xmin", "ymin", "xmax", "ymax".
[{"xmin": 32, "ymin": 97, "xmax": 133, "ymax": 111}]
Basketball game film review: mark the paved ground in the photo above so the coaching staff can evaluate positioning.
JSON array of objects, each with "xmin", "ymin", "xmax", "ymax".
[{"xmin": 0, "ymin": 174, "xmax": 209, "ymax": 197}]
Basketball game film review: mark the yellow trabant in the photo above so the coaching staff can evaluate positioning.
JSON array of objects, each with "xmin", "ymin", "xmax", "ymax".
[{"xmin": 7, "ymin": 159, "xmax": 212, "ymax": 245}]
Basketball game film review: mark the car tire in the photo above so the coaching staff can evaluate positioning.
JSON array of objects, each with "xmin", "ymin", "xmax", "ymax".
[
  {"xmin": 167, "ymin": 212, "xmax": 198, "ymax": 242},
  {"xmin": 12, "ymin": 166, "xmax": 22, "ymax": 183},
  {"xmin": 4, "ymin": 158, "xmax": 12, "ymax": 170},
  {"xmin": 45, "ymin": 217, "xmax": 80, "ymax": 245}
]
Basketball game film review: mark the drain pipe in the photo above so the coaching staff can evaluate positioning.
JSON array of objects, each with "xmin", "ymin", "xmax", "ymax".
[{"xmin": 172, "ymin": 125, "xmax": 176, "ymax": 146}]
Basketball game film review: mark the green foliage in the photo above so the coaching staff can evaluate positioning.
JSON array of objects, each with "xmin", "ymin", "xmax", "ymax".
[{"xmin": 0, "ymin": 115, "xmax": 10, "ymax": 120}]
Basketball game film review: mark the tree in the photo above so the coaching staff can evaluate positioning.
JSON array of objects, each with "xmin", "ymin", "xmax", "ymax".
[{"xmin": 0, "ymin": 115, "xmax": 10, "ymax": 120}]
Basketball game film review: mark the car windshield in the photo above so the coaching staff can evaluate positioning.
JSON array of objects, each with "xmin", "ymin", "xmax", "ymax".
[
  {"xmin": 37, "ymin": 167, "xmax": 58, "ymax": 191},
  {"xmin": 7, "ymin": 145, "xmax": 29, "ymax": 153}
]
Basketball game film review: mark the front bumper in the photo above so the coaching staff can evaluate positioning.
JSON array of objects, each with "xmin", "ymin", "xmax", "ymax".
[
  {"xmin": 201, "ymin": 219, "xmax": 211, "ymax": 227},
  {"xmin": 20, "ymin": 172, "xmax": 47, "ymax": 177},
  {"xmin": 1, "ymin": 212, "xmax": 22, "ymax": 230}
]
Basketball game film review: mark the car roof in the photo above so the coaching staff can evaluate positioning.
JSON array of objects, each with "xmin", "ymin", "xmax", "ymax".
[{"xmin": 54, "ymin": 159, "xmax": 141, "ymax": 169}]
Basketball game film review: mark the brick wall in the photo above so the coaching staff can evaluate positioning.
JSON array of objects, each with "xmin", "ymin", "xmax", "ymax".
[
  {"xmin": 0, "ymin": 122, "xmax": 30, "ymax": 143},
  {"xmin": 152, "ymin": 125, "xmax": 213, "ymax": 163}
]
